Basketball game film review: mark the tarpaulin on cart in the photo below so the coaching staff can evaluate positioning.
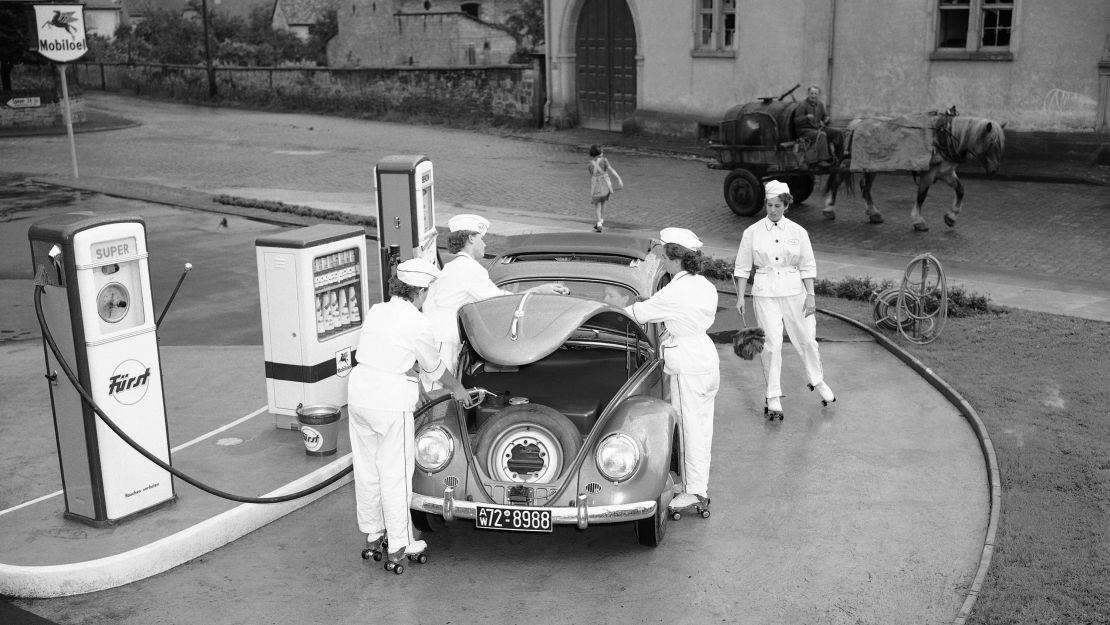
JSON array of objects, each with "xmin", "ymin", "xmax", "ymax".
[{"xmin": 848, "ymin": 115, "xmax": 939, "ymax": 172}]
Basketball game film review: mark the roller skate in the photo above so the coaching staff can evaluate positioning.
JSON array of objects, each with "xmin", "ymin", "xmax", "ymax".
[
  {"xmin": 764, "ymin": 397, "xmax": 784, "ymax": 421},
  {"xmin": 383, "ymin": 540, "xmax": 429, "ymax": 575},
  {"xmin": 360, "ymin": 534, "xmax": 388, "ymax": 562},
  {"xmin": 808, "ymin": 381, "xmax": 836, "ymax": 406},
  {"xmin": 668, "ymin": 493, "xmax": 710, "ymax": 520},
  {"xmin": 404, "ymin": 539, "xmax": 429, "ymax": 565}
]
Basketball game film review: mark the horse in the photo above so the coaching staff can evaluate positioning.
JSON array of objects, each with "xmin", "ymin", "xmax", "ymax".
[{"xmin": 820, "ymin": 114, "xmax": 1005, "ymax": 231}]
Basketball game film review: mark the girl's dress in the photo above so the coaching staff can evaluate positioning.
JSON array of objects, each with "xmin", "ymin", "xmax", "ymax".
[{"xmin": 589, "ymin": 157, "xmax": 613, "ymax": 204}]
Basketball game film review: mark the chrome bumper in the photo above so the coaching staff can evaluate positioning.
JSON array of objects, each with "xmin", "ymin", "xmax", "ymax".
[{"xmin": 411, "ymin": 489, "xmax": 656, "ymax": 530}]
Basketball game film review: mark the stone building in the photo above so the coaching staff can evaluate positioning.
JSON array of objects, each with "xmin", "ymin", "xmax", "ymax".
[
  {"xmin": 328, "ymin": 0, "xmax": 524, "ymax": 67},
  {"xmin": 271, "ymin": 0, "xmax": 337, "ymax": 41},
  {"xmin": 544, "ymin": 0, "xmax": 1110, "ymax": 135}
]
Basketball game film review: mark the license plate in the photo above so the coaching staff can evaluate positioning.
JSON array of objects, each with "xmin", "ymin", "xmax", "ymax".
[{"xmin": 475, "ymin": 505, "xmax": 553, "ymax": 533}]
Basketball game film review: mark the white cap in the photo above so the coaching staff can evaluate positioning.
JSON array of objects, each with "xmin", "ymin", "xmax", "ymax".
[
  {"xmin": 764, "ymin": 179, "xmax": 791, "ymax": 198},
  {"xmin": 396, "ymin": 258, "xmax": 440, "ymax": 288},
  {"xmin": 659, "ymin": 227, "xmax": 703, "ymax": 251},
  {"xmin": 447, "ymin": 214, "xmax": 490, "ymax": 235}
]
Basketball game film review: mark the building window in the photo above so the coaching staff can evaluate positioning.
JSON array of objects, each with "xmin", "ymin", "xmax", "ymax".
[
  {"xmin": 694, "ymin": 0, "xmax": 736, "ymax": 51},
  {"xmin": 937, "ymin": 0, "xmax": 1013, "ymax": 50}
]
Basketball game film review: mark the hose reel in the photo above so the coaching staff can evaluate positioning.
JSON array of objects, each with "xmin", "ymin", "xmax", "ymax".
[{"xmin": 871, "ymin": 253, "xmax": 947, "ymax": 344}]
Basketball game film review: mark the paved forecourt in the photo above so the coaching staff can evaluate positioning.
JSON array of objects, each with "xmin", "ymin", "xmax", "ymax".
[{"xmin": 1, "ymin": 192, "xmax": 989, "ymax": 624}]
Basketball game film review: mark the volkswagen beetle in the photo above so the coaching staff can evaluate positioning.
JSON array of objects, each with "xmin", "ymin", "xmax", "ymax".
[{"xmin": 410, "ymin": 232, "xmax": 682, "ymax": 546}]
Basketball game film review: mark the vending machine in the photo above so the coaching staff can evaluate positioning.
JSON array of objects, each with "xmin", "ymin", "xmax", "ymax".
[
  {"xmin": 255, "ymin": 225, "xmax": 369, "ymax": 429},
  {"xmin": 375, "ymin": 155, "xmax": 438, "ymax": 296},
  {"xmin": 28, "ymin": 213, "xmax": 175, "ymax": 526}
]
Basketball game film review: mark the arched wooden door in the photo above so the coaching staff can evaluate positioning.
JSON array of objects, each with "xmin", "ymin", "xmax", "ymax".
[{"xmin": 575, "ymin": 0, "xmax": 636, "ymax": 131}]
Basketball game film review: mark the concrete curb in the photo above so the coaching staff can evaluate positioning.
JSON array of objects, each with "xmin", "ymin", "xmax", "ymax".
[{"xmin": 818, "ymin": 308, "xmax": 1001, "ymax": 625}]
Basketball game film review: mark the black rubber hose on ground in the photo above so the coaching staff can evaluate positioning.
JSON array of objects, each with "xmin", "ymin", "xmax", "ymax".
[{"xmin": 33, "ymin": 278, "xmax": 451, "ymax": 504}]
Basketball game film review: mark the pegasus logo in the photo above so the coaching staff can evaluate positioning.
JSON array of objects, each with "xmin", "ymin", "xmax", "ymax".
[{"xmin": 42, "ymin": 11, "xmax": 79, "ymax": 38}]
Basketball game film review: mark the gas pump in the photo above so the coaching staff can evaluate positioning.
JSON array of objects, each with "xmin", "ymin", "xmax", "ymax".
[
  {"xmin": 28, "ymin": 213, "xmax": 175, "ymax": 526},
  {"xmin": 375, "ymin": 155, "xmax": 438, "ymax": 298},
  {"xmin": 255, "ymin": 225, "xmax": 369, "ymax": 429}
]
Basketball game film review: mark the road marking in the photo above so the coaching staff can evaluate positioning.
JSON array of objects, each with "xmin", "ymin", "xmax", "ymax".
[
  {"xmin": 273, "ymin": 150, "xmax": 328, "ymax": 155},
  {"xmin": 0, "ymin": 406, "xmax": 268, "ymax": 518}
]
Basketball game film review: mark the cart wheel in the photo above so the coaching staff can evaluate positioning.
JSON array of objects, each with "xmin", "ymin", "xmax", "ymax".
[
  {"xmin": 393, "ymin": 563, "xmax": 404, "ymax": 575},
  {"xmin": 360, "ymin": 549, "xmax": 371, "ymax": 560},
  {"xmin": 671, "ymin": 512, "xmax": 682, "ymax": 521},
  {"xmin": 723, "ymin": 169, "xmax": 765, "ymax": 217},
  {"xmin": 782, "ymin": 174, "xmax": 816, "ymax": 204},
  {"xmin": 700, "ymin": 509, "xmax": 711, "ymax": 519},
  {"xmin": 373, "ymin": 551, "xmax": 383, "ymax": 562}
]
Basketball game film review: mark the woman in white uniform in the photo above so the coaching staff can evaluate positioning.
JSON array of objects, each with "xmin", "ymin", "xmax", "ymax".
[
  {"xmin": 625, "ymin": 228, "xmax": 720, "ymax": 513},
  {"xmin": 347, "ymin": 258, "xmax": 468, "ymax": 570},
  {"xmin": 423, "ymin": 214, "xmax": 569, "ymax": 372},
  {"xmin": 733, "ymin": 180, "xmax": 835, "ymax": 421}
]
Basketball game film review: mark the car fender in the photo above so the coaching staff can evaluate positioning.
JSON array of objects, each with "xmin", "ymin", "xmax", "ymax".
[{"xmin": 574, "ymin": 395, "xmax": 677, "ymax": 506}]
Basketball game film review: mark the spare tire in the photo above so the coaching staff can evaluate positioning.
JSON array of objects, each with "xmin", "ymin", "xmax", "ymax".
[{"xmin": 475, "ymin": 404, "xmax": 583, "ymax": 483}]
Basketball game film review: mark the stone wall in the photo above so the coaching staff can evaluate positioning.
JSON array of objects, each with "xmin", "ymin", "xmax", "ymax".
[
  {"xmin": 70, "ymin": 62, "xmax": 542, "ymax": 125},
  {"xmin": 0, "ymin": 89, "xmax": 85, "ymax": 128},
  {"xmin": 330, "ymin": 10, "xmax": 517, "ymax": 68}
]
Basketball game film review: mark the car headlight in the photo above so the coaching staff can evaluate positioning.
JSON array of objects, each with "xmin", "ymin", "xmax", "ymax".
[
  {"xmin": 595, "ymin": 433, "xmax": 640, "ymax": 483},
  {"xmin": 415, "ymin": 425, "xmax": 454, "ymax": 473}
]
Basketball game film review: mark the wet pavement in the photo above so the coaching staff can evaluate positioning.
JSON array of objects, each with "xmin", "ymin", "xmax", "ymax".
[
  {"xmin": 1, "ymin": 193, "xmax": 987, "ymax": 625},
  {"xmin": 1, "ymin": 92, "xmax": 1105, "ymax": 623}
]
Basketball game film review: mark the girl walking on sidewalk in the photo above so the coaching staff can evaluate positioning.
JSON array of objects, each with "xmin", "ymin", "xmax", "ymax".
[{"xmin": 588, "ymin": 144, "xmax": 623, "ymax": 232}]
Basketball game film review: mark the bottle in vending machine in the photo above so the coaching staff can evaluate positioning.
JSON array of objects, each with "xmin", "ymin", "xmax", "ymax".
[
  {"xmin": 315, "ymin": 294, "xmax": 324, "ymax": 335},
  {"xmin": 328, "ymin": 290, "xmax": 340, "ymax": 332},
  {"xmin": 338, "ymin": 288, "xmax": 350, "ymax": 327},
  {"xmin": 347, "ymin": 286, "xmax": 361, "ymax": 323}
]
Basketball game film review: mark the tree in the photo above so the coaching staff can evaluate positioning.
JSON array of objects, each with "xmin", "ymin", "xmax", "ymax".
[
  {"xmin": 306, "ymin": 8, "xmax": 337, "ymax": 66},
  {"xmin": 0, "ymin": 4, "xmax": 46, "ymax": 91},
  {"xmin": 503, "ymin": 0, "xmax": 544, "ymax": 58}
]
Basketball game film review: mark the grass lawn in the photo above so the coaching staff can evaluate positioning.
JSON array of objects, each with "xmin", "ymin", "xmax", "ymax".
[{"xmin": 818, "ymin": 297, "xmax": 1110, "ymax": 625}]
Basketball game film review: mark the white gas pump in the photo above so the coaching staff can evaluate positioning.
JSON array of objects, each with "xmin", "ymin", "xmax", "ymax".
[
  {"xmin": 255, "ymin": 225, "xmax": 369, "ymax": 429},
  {"xmin": 28, "ymin": 213, "xmax": 175, "ymax": 526},
  {"xmin": 375, "ymin": 155, "xmax": 438, "ymax": 297}
]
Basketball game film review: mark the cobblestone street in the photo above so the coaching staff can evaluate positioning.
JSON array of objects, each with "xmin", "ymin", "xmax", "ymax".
[{"xmin": 2, "ymin": 92, "xmax": 1108, "ymax": 281}]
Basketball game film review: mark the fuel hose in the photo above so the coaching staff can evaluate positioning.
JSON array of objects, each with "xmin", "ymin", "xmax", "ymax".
[{"xmin": 33, "ymin": 277, "xmax": 452, "ymax": 505}]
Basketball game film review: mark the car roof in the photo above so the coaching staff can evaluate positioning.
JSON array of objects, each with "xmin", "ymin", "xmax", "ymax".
[
  {"xmin": 492, "ymin": 232, "xmax": 657, "ymax": 261},
  {"xmin": 488, "ymin": 232, "xmax": 664, "ymax": 296}
]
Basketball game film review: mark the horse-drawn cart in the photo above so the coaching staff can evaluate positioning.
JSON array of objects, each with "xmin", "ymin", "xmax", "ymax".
[{"xmin": 708, "ymin": 85, "xmax": 841, "ymax": 216}]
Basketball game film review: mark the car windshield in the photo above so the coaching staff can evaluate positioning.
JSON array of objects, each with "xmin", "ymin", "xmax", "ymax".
[{"xmin": 500, "ymin": 280, "xmax": 639, "ymax": 308}]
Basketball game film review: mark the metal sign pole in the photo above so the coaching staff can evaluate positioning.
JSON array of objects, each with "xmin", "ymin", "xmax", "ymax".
[{"xmin": 56, "ymin": 63, "xmax": 79, "ymax": 179}]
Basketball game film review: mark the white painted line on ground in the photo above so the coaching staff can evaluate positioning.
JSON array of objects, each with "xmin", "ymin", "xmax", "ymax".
[{"xmin": 0, "ymin": 406, "xmax": 269, "ymax": 518}]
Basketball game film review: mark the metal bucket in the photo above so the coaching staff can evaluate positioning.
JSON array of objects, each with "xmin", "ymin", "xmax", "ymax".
[{"xmin": 295, "ymin": 404, "xmax": 341, "ymax": 457}]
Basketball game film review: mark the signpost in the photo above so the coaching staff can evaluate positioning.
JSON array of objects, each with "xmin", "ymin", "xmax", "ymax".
[
  {"xmin": 5, "ymin": 97, "xmax": 42, "ymax": 109},
  {"xmin": 29, "ymin": 3, "xmax": 88, "ymax": 179}
]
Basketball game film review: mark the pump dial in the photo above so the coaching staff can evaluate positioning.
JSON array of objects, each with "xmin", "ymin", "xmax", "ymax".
[{"xmin": 96, "ymin": 282, "xmax": 130, "ymax": 323}]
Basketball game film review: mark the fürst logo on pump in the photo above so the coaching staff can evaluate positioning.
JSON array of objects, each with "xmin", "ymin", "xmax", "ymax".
[
  {"xmin": 108, "ymin": 359, "xmax": 152, "ymax": 405},
  {"xmin": 31, "ymin": 4, "xmax": 88, "ymax": 63}
]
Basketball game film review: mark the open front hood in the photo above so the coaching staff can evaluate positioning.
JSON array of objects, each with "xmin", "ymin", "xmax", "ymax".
[{"xmin": 459, "ymin": 294, "xmax": 644, "ymax": 366}]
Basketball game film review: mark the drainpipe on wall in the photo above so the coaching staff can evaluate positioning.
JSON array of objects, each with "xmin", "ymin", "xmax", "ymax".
[
  {"xmin": 543, "ymin": 0, "xmax": 553, "ymax": 127},
  {"xmin": 826, "ymin": 0, "xmax": 836, "ymax": 110}
]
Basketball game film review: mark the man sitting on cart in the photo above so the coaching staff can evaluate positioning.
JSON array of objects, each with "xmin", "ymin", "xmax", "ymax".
[{"xmin": 793, "ymin": 84, "xmax": 844, "ymax": 165}]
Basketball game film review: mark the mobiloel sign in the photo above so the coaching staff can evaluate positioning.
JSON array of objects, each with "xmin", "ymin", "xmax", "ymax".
[{"xmin": 30, "ymin": 4, "xmax": 88, "ymax": 63}]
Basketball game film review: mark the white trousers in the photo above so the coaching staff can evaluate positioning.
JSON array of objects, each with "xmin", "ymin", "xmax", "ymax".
[
  {"xmin": 348, "ymin": 405, "xmax": 415, "ymax": 551},
  {"xmin": 669, "ymin": 370, "xmax": 720, "ymax": 497},
  {"xmin": 753, "ymin": 292, "xmax": 824, "ymax": 399}
]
